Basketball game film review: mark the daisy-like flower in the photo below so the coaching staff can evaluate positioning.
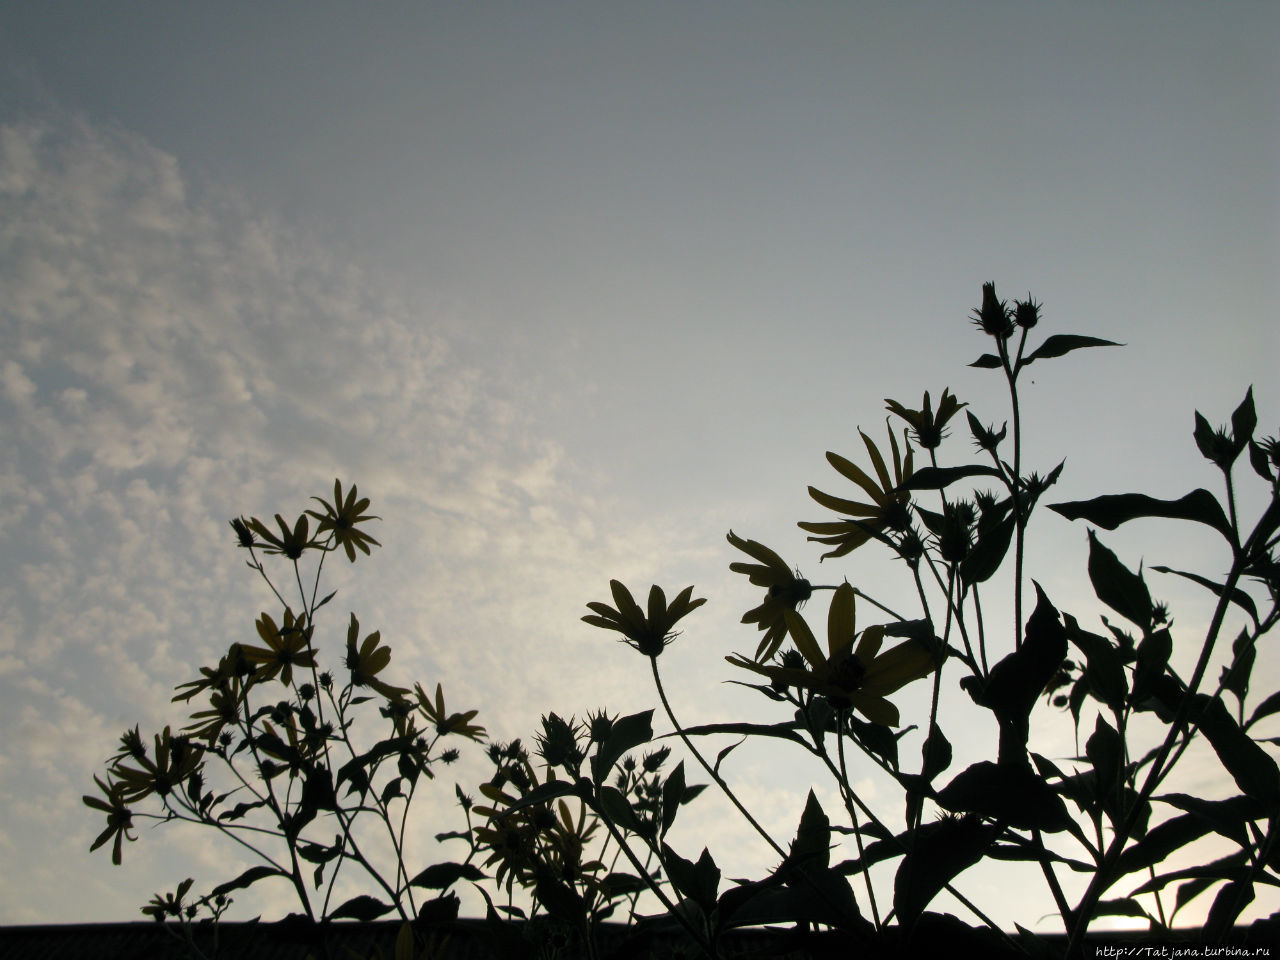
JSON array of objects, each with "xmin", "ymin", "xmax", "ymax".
[
  {"xmin": 345, "ymin": 613, "xmax": 410, "ymax": 701},
  {"xmin": 726, "ymin": 583, "xmax": 937, "ymax": 726},
  {"xmin": 110, "ymin": 727, "xmax": 205, "ymax": 803},
  {"xmin": 582, "ymin": 581, "xmax": 706, "ymax": 658},
  {"xmin": 726, "ymin": 531, "xmax": 812, "ymax": 662},
  {"xmin": 306, "ymin": 479, "xmax": 381, "ymax": 563},
  {"xmin": 243, "ymin": 609, "xmax": 317, "ymax": 687},
  {"xmin": 415, "ymin": 681, "xmax": 486, "ymax": 741},
  {"xmin": 799, "ymin": 425, "xmax": 915, "ymax": 560},
  {"xmin": 83, "ymin": 775, "xmax": 136, "ymax": 865},
  {"xmin": 884, "ymin": 389, "xmax": 966, "ymax": 451},
  {"xmin": 246, "ymin": 513, "xmax": 316, "ymax": 560}
]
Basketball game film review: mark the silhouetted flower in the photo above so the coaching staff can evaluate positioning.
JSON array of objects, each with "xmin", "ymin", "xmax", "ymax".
[
  {"xmin": 727, "ymin": 531, "xmax": 812, "ymax": 661},
  {"xmin": 885, "ymin": 389, "xmax": 966, "ymax": 450},
  {"xmin": 416, "ymin": 681, "xmax": 486, "ymax": 741},
  {"xmin": 111, "ymin": 727, "xmax": 204, "ymax": 803},
  {"xmin": 83, "ymin": 775, "xmax": 135, "ymax": 865},
  {"xmin": 306, "ymin": 479, "xmax": 381, "ymax": 563},
  {"xmin": 582, "ymin": 581, "xmax": 706, "ymax": 658},
  {"xmin": 727, "ymin": 583, "xmax": 937, "ymax": 725},
  {"xmin": 243, "ymin": 609, "xmax": 316, "ymax": 687},
  {"xmin": 972, "ymin": 282, "xmax": 1014, "ymax": 338},
  {"xmin": 800, "ymin": 425, "xmax": 915, "ymax": 560},
  {"xmin": 344, "ymin": 614, "xmax": 410, "ymax": 701},
  {"xmin": 1014, "ymin": 295, "xmax": 1042, "ymax": 329},
  {"xmin": 247, "ymin": 513, "xmax": 316, "ymax": 560}
]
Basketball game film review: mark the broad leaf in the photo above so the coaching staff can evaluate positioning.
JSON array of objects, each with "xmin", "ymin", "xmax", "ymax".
[
  {"xmin": 591, "ymin": 710, "xmax": 653, "ymax": 785},
  {"xmin": 1049, "ymin": 489, "xmax": 1231, "ymax": 538},
  {"xmin": 1023, "ymin": 334, "xmax": 1121, "ymax": 364},
  {"xmin": 329, "ymin": 894, "xmax": 394, "ymax": 921},
  {"xmin": 409, "ymin": 861, "xmax": 486, "ymax": 889},
  {"xmin": 1086, "ymin": 532, "xmax": 1152, "ymax": 631},
  {"xmin": 1151, "ymin": 565, "xmax": 1259, "ymax": 629},
  {"xmin": 210, "ymin": 865, "xmax": 283, "ymax": 899},
  {"xmin": 893, "ymin": 815, "xmax": 993, "ymax": 926}
]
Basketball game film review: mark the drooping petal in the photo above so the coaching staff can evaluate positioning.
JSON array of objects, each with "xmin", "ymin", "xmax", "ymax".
[{"xmin": 827, "ymin": 583, "xmax": 858, "ymax": 659}]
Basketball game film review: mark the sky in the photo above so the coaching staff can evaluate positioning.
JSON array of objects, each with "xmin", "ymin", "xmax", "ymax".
[{"xmin": 1, "ymin": 0, "xmax": 1278, "ymax": 933}]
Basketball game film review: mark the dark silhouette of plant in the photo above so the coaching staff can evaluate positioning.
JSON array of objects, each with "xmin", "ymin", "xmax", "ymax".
[{"xmin": 89, "ymin": 290, "xmax": 1280, "ymax": 959}]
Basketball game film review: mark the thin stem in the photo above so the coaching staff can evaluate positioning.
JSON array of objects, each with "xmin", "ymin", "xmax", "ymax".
[
  {"xmin": 836, "ymin": 710, "xmax": 881, "ymax": 928},
  {"xmin": 649, "ymin": 656, "xmax": 787, "ymax": 861}
]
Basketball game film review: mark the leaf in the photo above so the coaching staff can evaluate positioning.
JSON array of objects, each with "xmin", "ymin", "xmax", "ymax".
[
  {"xmin": 920, "ymin": 723, "xmax": 952, "ymax": 782},
  {"xmin": 1173, "ymin": 877, "xmax": 1220, "ymax": 919},
  {"xmin": 210, "ymin": 865, "xmax": 283, "ymax": 899},
  {"xmin": 1231, "ymin": 387, "xmax": 1257, "ymax": 449},
  {"xmin": 1247, "ymin": 691, "xmax": 1280, "ymax": 731},
  {"xmin": 1222, "ymin": 630, "xmax": 1256, "ymax": 708},
  {"xmin": 497, "ymin": 778, "xmax": 575, "ymax": 816},
  {"xmin": 380, "ymin": 777, "xmax": 403, "ymax": 805},
  {"xmin": 1205, "ymin": 880, "xmax": 1253, "ymax": 940},
  {"xmin": 1093, "ymin": 898, "xmax": 1153, "ymax": 922},
  {"xmin": 597, "ymin": 785, "xmax": 645, "ymax": 835},
  {"xmin": 676, "ymin": 720, "xmax": 808, "ymax": 749},
  {"xmin": 1113, "ymin": 813, "xmax": 1210, "ymax": 878},
  {"xmin": 975, "ymin": 585, "xmax": 1067, "ymax": 763},
  {"xmin": 1132, "ymin": 627, "xmax": 1172, "ymax": 706},
  {"xmin": 1086, "ymin": 715, "xmax": 1123, "ymax": 804},
  {"xmin": 898, "ymin": 464, "xmax": 1000, "ymax": 492},
  {"xmin": 217, "ymin": 799, "xmax": 266, "ymax": 822},
  {"xmin": 1023, "ymin": 334, "xmax": 1122, "ymax": 364},
  {"xmin": 591, "ymin": 710, "xmax": 653, "ymax": 785},
  {"xmin": 1157, "ymin": 793, "xmax": 1267, "ymax": 848},
  {"xmin": 959, "ymin": 512, "xmax": 1015, "ymax": 585},
  {"xmin": 1151, "ymin": 565, "xmax": 1259, "ymax": 629},
  {"xmin": 1193, "ymin": 695, "xmax": 1280, "ymax": 804},
  {"xmin": 1049, "ymin": 489, "xmax": 1231, "ymax": 538},
  {"xmin": 409, "ymin": 861, "xmax": 486, "ymax": 889},
  {"xmin": 893, "ymin": 815, "xmax": 994, "ymax": 927},
  {"xmin": 969, "ymin": 353, "xmax": 1003, "ymax": 369},
  {"xmin": 935, "ymin": 761, "xmax": 1071, "ymax": 833},
  {"xmin": 1063, "ymin": 613, "xmax": 1129, "ymax": 712},
  {"xmin": 416, "ymin": 893, "xmax": 460, "ymax": 924},
  {"xmin": 297, "ymin": 837, "xmax": 342, "ymax": 864},
  {"xmin": 662, "ymin": 843, "xmax": 720, "ymax": 912},
  {"xmin": 329, "ymin": 894, "xmax": 394, "ymax": 921},
  {"xmin": 660, "ymin": 761, "xmax": 686, "ymax": 837},
  {"xmin": 1086, "ymin": 531, "xmax": 1153, "ymax": 631}
]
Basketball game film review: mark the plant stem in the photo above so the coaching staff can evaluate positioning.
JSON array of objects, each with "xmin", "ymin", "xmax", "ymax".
[{"xmin": 649, "ymin": 656, "xmax": 787, "ymax": 862}]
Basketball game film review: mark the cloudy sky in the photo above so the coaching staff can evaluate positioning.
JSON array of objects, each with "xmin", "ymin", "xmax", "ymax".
[{"xmin": 2, "ymin": 1, "xmax": 1277, "ymax": 932}]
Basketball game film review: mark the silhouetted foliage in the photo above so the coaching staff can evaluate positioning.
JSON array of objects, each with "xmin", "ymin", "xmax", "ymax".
[{"xmin": 88, "ymin": 288, "xmax": 1280, "ymax": 958}]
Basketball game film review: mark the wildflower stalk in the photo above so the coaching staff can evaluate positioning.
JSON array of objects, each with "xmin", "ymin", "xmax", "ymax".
[{"xmin": 648, "ymin": 656, "xmax": 788, "ymax": 862}]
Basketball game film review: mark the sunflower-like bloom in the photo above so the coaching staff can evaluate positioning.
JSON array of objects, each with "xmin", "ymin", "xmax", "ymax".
[
  {"xmin": 110, "ymin": 727, "xmax": 205, "ymax": 803},
  {"xmin": 726, "ymin": 583, "xmax": 937, "ymax": 726},
  {"xmin": 344, "ymin": 613, "xmax": 410, "ymax": 701},
  {"xmin": 474, "ymin": 756, "xmax": 603, "ymax": 895},
  {"xmin": 306, "ymin": 479, "xmax": 381, "ymax": 563},
  {"xmin": 184, "ymin": 677, "xmax": 244, "ymax": 744},
  {"xmin": 246, "ymin": 513, "xmax": 317, "ymax": 560},
  {"xmin": 582, "ymin": 581, "xmax": 706, "ymax": 658},
  {"xmin": 799, "ymin": 425, "xmax": 915, "ymax": 560},
  {"xmin": 416, "ymin": 682, "xmax": 486, "ymax": 741},
  {"xmin": 243, "ymin": 609, "xmax": 317, "ymax": 687},
  {"xmin": 726, "ymin": 531, "xmax": 812, "ymax": 662},
  {"xmin": 884, "ymin": 389, "xmax": 966, "ymax": 451},
  {"xmin": 83, "ymin": 775, "xmax": 136, "ymax": 865}
]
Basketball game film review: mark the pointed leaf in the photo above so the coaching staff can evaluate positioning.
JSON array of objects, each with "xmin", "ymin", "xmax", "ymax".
[
  {"xmin": 1049, "ymin": 490, "xmax": 1231, "ymax": 538},
  {"xmin": 329, "ymin": 894, "xmax": 394, "ymax": 921},
  {"xmin": 1086, "ymin": 531, "xmax": 1152, "ymax": 631},
  {"xmin": 409, "ymin": 861, "xmax": 486, "ymax": 889},
  {"xmin": 899, "ymin": 464, "xmax": 1000, "ymax": 492},
  {"xmin": 1024, "ymin": 334, "xmax": 1121, "ymax": 363},
  {"xmin": 210, "ymin": 866, "xmax": 283, "ymax": 899},
  {"xmin": 1151, "ymin": 565, "xmax": 1258, "ymax": 629},
  {"xmin": 970, "ymin": 353, "xmax": 1003, "ymax": 369},
  {"xmin": 591, "ymin": 710, "xmax": 653, "ymax": 785},
  {"xmin": 893, "ymin": 815, "xmax": 994, "ymax": 926},
  {"xmin": 1193, "ymin": 695, "xmax": 1280, "ymax": 804}
]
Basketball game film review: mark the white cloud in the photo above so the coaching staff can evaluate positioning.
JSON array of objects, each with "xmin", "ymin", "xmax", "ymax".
[{"xmin": 0, "ymin": 112, "xmax": 697, "ymax": 923}]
